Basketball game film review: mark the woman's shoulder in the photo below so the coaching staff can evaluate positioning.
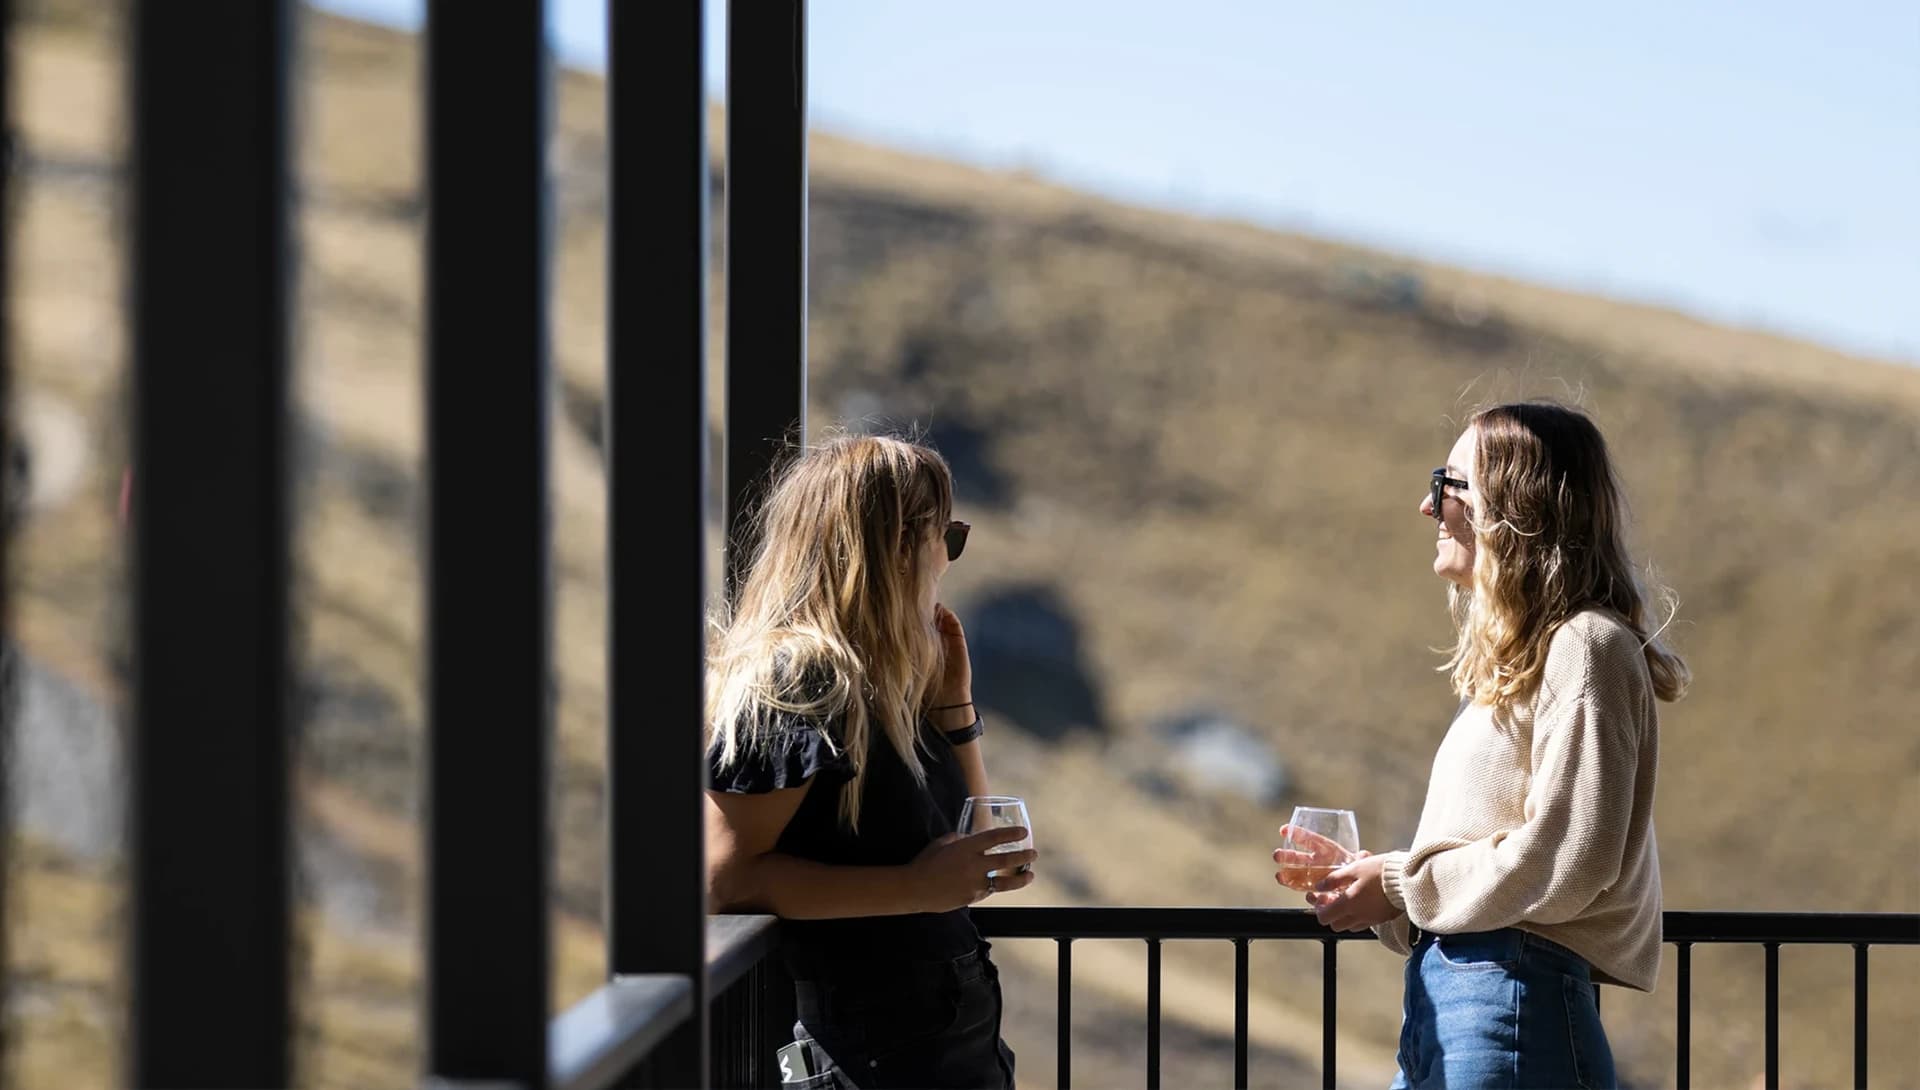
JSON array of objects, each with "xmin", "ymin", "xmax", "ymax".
[
  {"xmin": 748, "ymin": 663, "xmax": 851, "ymax": 741},
  {"xmin": 1552, "ymin": 607, "xmax": 1640, "ymax": 650},
  {"xmin": 708, "ymin": 699, "xmax": 853, "ymax": 793},
  {"xmin": 1543, "ymin": 609, "xmax": 1651, "ymax": 694},
  {"xmin": 752, "ymin": 653, "xmax": 851, "ymax": 726}
]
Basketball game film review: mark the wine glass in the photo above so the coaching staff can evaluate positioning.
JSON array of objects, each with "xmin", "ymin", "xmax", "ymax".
[
  {"xmin": 1276, "ymin": 806, "xmax": 1360, "ymax": 893},
  {"xmin": 957, "ymin": 795, "xmax": 1033, "ymax": 879}
]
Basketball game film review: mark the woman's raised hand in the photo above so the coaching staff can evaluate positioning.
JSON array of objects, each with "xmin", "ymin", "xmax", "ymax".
[{"xmin": 911, "ymin": 826, "xmax": 1037, "ymax": 911}]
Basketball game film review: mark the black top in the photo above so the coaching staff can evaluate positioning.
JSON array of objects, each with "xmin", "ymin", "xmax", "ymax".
[{"xmin": 709, "ymin": 705, "xmax": 981, "ymax": 978}]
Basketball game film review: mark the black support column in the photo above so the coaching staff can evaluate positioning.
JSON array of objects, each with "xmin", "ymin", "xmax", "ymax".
[
  {"xmin": 422, "ymin": 0, "xmax": 553, "ymax": 1084},
  {"xmin": 606, "ymin": 0, "xmax": 711, "ymax": 1086},
  {"xmin": 724, "ymin": 0, "xmax": 809, "ymax": 593},
  {"xmin": 127, "ymin": 1, "xmax": 293, "ymax": 1085}
]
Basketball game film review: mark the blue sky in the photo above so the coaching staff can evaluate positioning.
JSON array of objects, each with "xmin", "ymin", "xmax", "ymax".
[{"xmin": 315, "ymin": 0, "xmax": 1920, "ymax": 363}]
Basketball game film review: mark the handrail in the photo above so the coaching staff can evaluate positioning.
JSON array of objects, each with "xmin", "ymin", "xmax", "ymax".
[
  {"xmin": 973, "ymin": 906, "xmax": 1920, "ymax": 943},
  {"xmin": 709, "ymin": 914, "xmax": 782, "ymax": 991},
  {"xmin": 975, "ymin": 906, "xmax": 1363, "ymax": 940},
  {"xmin": 550, "ymin": 976, "xmax": 693, "ymax": 1090},
  {"xmin": 1662, "ymin": 911, "xmax": 1918, "ymax": 944},
  {"xmin": 547, "ymin": 915, "xmax": 781, "ymax": 1090}
]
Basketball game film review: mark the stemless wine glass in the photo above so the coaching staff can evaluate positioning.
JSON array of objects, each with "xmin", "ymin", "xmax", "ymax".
[
  {"xmin": 957, "ymin": 795, "xmax": 1033, "ymax": 879},
  {"xmin": 1277, "ymin": 806, "xmax": 1360, "ymax": 893}
]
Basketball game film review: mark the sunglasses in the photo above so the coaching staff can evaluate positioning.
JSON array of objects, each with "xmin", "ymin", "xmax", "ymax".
[
  {"xmin": 1430, "ymin": 468, "xmax": 1469, "ymax": 521},
  {"xmin": 944, "ymin": 520, "xmax": 971, "ymax": 562}
]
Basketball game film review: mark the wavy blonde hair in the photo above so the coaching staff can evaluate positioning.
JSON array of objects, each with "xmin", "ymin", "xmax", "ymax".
[
  {"xmin": 706, "ymin": 434, "xmax": 954, "ymax": 829},
  {"xmin": 1445, "ymin": 402, "xmax": 1690, "ymax": 705}
]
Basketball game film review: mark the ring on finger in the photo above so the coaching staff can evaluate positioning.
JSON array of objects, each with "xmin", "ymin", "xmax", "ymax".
[{"xmin": 987, "ymin": 873, "xmax": 997, "ymax": 893}]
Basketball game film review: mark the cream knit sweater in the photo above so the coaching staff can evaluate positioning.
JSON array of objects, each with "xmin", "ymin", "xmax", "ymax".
[{"xmin": 1375, "ymin": 608, "xmax": 1663, "ymax": 991}]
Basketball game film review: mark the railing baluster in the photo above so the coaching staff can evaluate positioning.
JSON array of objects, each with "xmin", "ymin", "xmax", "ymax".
[
  {"xmin": 1676, "ymin": 941, "xmax": 1691, "ymax": 1090},
  {"xmin": 1233, "ymin": 938, "xmax": 1249, "ymax": 1090},
  {"xmin": 422, "ymin": 0, "xmax": 552, "ymax": 1083},
  {"xmin": 1764, "ymin": 941, "xmax": 1780, "ymax": 1090},
  {"xmin": 1322, "ymin": 938, "xmax": 1337, "ymax": 1090},
  {"xmin": 127, "ymin": 0, "xmax": 292, "ymax": 1084},
  {"xmin": 1057, "ymin": 938, "xmax": 1073, "ymax": 1090},
  {"xmin": 1852, "ymin": 943, "xmax": 1867, "ymax": 1090},
  {"xmin": 1145, "ymin": 938, "xmax": 1161, "ymax": 1090}
]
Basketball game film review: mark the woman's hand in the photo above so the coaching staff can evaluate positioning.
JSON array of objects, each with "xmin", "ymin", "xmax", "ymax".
[
  {"xmin": 1306, "ymin": 853, "xmax": 1398, "ymax": 932},
  {"xmin": 910, "ymin": 827, "xmax": 1036, "ymax": 911},
  {"xmin": 1272, "ymin": 824, "xmax": 1358, "ymax": 882},
  {"xmin": 932, "ymin": 603, "xmax": 973, "ymax": 712}
]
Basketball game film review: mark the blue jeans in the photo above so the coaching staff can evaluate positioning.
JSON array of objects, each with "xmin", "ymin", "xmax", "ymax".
[{"xmin": 1390, "ymin": 928, "xmax": 1616, "ymax": 1090}]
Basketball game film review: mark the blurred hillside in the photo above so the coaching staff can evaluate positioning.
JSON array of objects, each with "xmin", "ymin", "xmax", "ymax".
[{"xmin": 3, "ymin": 4, "xmax": 1917, "ymax": 1088}]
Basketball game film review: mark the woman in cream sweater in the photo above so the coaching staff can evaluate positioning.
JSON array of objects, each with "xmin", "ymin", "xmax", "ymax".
[{"xmin": 1279, "ymin": 402, "xmax": 1689, "ymax": 1089}]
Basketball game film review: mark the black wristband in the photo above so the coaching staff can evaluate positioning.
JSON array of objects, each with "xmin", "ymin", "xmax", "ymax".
[
  {"xmin": 931, "ymin": 701, "xmax": 974, "ymax": 712},
  {"xmin": 942, "ymin": 712, "xmax": 985, "ymax": 745}
]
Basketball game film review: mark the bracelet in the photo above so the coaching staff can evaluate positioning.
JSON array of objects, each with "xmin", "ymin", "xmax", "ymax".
[
  {"xmin": 942, "ymin": 713, "xmax": 985, "ymax": 746},
  {"xmin": 931, "ymin": 701, "xmax": 974, "ymax": 712}
]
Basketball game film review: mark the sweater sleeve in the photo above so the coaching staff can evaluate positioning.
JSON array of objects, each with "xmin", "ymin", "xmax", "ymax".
[
  {"xmin": 1380, "ymin": 620, "xmax": 1651, "ymax": 932},
  {"xmin": 1372, "ymin": 912, "xmax": 1413, "ymax": 956}
]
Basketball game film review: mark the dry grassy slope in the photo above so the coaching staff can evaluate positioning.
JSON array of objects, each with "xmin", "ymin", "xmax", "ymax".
[{"xmin": 5, "ymin": 6, "xmax": 1919, "ymax": 1089}]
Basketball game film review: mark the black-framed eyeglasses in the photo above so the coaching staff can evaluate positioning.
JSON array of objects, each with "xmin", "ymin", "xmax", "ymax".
[
  {"xmin": 1430, "ymin": 468, "xmax": 1469, "ymax": 521},
  {"xmin": 944, "ymin": 520, "xmax": 971, "ymax": 562}
]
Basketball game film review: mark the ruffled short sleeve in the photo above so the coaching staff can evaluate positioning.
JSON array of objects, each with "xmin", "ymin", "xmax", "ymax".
[{"xmin": 708, "ymin": 712, "xmax": 855, "ymax": 794}]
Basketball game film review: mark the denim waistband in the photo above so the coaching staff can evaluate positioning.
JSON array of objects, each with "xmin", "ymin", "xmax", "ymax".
[{"xmin": 1412, "ymin": 926, "xmax": 1592, "ymax": 976}]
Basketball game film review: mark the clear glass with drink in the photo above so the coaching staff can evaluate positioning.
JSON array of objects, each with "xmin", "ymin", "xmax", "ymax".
[
  {"xmin": 1276, "ymin": 806, "xmax": 1360, "ymax": 893},
  {"xmin": 957, "ymin": 795, "xmax": 1033, "ymax": 878}
]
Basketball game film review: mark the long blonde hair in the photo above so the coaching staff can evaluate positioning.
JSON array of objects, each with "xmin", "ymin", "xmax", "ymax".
[
  {"xmin": 1445, "ymin": 402, "xmax": 1690, "ymax": 705},
  {"xmin": 706, "ymin": 434, "xmax": 954, "ymax": 829}
]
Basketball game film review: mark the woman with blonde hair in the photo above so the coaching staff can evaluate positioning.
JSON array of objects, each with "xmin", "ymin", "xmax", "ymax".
[
  {"xmin": 1278, "ymin": 401, "xmax": 1688, "ymax": 1089},
  {"xmin": 705, "ymin": 434, "xmax": 1031, "ymax": 1089}
]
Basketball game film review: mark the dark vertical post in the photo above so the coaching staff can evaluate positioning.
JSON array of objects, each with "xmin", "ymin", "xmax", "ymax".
[
  {"xmin": 1763, "ymin": 942, "xmax": 1779, "ymax": 1090},
  {"xmin": 1852, "ymin": 944, "xmax": 1867, "ymax": 1090},
  {"xmin": 126, "ymin": 1, "xmax": 292, "ymax": 1085},
  {"xmin": 1321, "ymin": 939, "xmax": 1337, "ymax": 1090},
  {"xmin": 1320, "ymin": 936, "xmax": 1336, "ymax": 1090},
  {"xmin": 724, "ymin": 0, "xmax": 808, "ymax": 592},
  {"xmin": 1144, "ymin": 939, "xmax": 1161, "ymax": 1090},
  {"xmin": 1675, "ymin": 942, "xmax": 1691, "ymax": 1090},
  {"xmin": 1233, "ymin": 939, "xmax": 1249, "ymax": 1090},
  {"xmin": 422, "ymin": 0, "xmax": 551, "ymax": 1083},
  {"xmin": 0, "ymin": 0, "xmax": 13, "ymax": 1067},
  {"xmin": 1056, "ymin": 938, "xmax": 1072, "ymax": 1090},
  {"xmin": 607, "ymin": 0, "xmax": 709, "ymax": 1085}
]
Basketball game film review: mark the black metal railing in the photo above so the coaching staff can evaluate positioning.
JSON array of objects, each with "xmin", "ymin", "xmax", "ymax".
[
  {"xmin": 970, "ymin": 907, "xmax": 1920, "ymax": 1090},
  {"xmin": 542, "ymin": 908, "xmax": 1917, "ymax": 1090}
]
